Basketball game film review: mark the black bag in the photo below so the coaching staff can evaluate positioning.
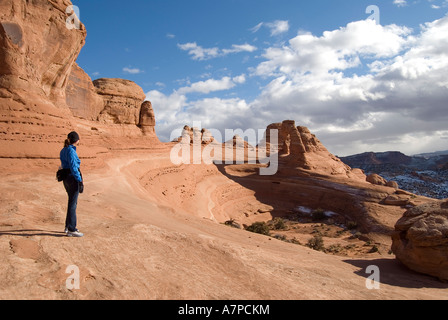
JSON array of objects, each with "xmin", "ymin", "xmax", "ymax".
[{"xmin": 56, "ymin": 169, "xmax": 71, "ymax": 182}]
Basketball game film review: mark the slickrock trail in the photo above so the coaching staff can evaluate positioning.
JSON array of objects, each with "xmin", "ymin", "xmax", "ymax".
[
  {"xmin": 1, "ymin": 150, "xmax": 447, "ymax": 300},
  {"xmin": 1, "ymin": 0, "xmax": 447, "ymax": 300}
]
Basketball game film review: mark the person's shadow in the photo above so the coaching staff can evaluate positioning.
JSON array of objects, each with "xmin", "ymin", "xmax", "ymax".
[{"xmin": 0, "ymin": 229, "xmax": 67, "ymax": 238}]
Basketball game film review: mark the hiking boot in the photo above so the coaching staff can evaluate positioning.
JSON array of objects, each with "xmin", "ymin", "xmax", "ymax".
[
  {"xmin": 67, "ymin": 230, "xmax": 84, "ymax": 238},
  {"xmin": 65, "ymin": 228, "xmax": 80, "ymax": 234}
]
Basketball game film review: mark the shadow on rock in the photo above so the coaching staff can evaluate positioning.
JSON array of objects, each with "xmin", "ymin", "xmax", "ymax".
[
  {"xmin": 344, "ymin": 258, "xmax": 448, "ymax": 289},
  {"xmin": 0, "ymin": 229, "xmax": 67, "ymax": 238}
]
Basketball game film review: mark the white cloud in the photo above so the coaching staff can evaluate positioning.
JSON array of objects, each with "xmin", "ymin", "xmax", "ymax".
[
  {"xmin": 393, "ymin": 0, "xmax": 407, "ymax": 7},
  {"xmin": 250, "ymin": 16, "xmax": 448, "ymax": 155},
  {"xmin": 178, "ymin": 42, "xmax": 257, "ymax": 61},
  {"xmin": 147, "ymin": 73, "xmax": 248, "ymax": 141},
  {"xmin": 250, "ymin": 22, "xmax": 264, "ymax": 33},
  {"xmin": 395, "ymin": 0, "xmax": 448, "ymax": 9},
  {"xmin": 232, "ymin": 74, "xmax": 246, "ymax": 84},
  {"xmin": 251, "ymin": 20, "xmax": 290, "ymax": 36},
  {"xmin": 151, "ymin": 16, "xmax": 448, "ymax": 156},
  {"xmin": 177, "ymin": 42, "xmax": 220, "ymax": 60},
  {"xmin": 254, "ymin": 19, "xmax": 412, "ymax": 77},
  {"xmin": 147, "ymin": 89, "xmax": 250, "ymax": 143},
  {"xmin": 123, "ymin": 67, "xmax": 143, "ymax": 74},
  {"xmin": 222, "ymin": 44, "xmax": 257, "ymax": 55},
  {"xmin": 178, "ymin": 76, "xmax": 240, "ymax": 95},
  {"xmin": 266, "ymin": 20, "xmax": 290, "ymax": 36}
]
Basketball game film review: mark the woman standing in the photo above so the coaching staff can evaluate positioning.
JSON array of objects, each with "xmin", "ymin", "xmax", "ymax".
[{"xmin": 60, "ymin": 131, "xmax": 84, "ymax": 238}]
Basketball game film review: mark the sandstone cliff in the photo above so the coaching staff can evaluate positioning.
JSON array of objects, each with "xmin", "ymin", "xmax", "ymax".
[
  {"xmin": 0, "ymin": 0, "xmax": 159, "ymax": 160},
  {"xmin": 65, "ymin": 62, "xmax": 104, "ymax": 121},
  {"xmin": 94, "ymin": 78, "xmax": 147, "ymax": 125},
  {"xmin": 0, "ymin": 0, "xmax": 86, "ymax": 158}
]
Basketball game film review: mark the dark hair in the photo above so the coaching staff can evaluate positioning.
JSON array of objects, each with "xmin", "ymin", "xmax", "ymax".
[{"xmin": 64, "ymin": 131, "xmax": 80, "ymax": 148}]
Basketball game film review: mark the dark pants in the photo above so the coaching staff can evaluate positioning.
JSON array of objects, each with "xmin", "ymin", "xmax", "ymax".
[{"xmin": 63, "ymin": 175, "xmax": 79, "ymax": 232}]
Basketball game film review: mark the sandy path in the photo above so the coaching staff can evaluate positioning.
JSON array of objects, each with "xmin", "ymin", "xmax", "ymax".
[{"xmin": 0, "ymin": 151, "xmax": 447, "ymax": 300}]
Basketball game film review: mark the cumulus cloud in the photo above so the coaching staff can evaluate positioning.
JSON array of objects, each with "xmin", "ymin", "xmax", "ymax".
[
  {"xmin": 178, "ymin": 42, "xmax": 257, "ymax": 61},
  {"xmin": 251, "ymin": 16, "xmax": 448, "ymax": 155},
  {"xmin": 147, "ymin": 89, "xmax": 251, "ymax": 143},
  {"xmin": 177, "ymin": 75, "xmax": 246, "ymax": 95},
  {"xmin": 254, "ymin": 19, "xmax": 412, "ymax": 77},
  {"xmin": 147, "ymin": 73, "xmax": 249, "ymax": 142},
  {"xmin": 153, "ymin": 16, "xmax": 448, "ymax": 156}
]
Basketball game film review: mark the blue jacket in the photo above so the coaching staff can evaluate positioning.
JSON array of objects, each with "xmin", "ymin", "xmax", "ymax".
[{"xmin": 60, "ymin": 145, "xmax": 82, "ymax": 182}]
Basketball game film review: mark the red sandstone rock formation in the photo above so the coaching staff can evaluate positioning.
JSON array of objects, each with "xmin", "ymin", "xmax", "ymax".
[
  {"xmin": 0, "ymin": 0, "xmax": 86, "ymax": 105},
  {"xmin": 139, "ymin": 101, "xmax": 156, "ymax": 136},
  {"xmin": 264, "ymin": 120, "xmax": 360, "ymax": 178},
  {"xmin": 65, "ymin": 62, "xmax": 104, "ymax": 121},
  {"xmin": 0, "ymin": 0, "xmax": 86, "ymax": 158},
  {"xmin": 367, "ymin": 173, "xmax": 400, "ymax": 190},
  {"xmin": 392, "ymin": 200, "xmax": 448, "ymax": 281},
  {"xmin": 367, "ymin": 173, "xmax": 388, "ymax": 186},
  {"xmin": 0, "ymin": 0, "xmax": 158, "ymax": 159},
  {"xmin": 175, "ymin": 126, "xmax": 215, "ymax": 145},
  {"xmin": 94, "ymin": 78, "xmax": 146, "ymax": 125}
]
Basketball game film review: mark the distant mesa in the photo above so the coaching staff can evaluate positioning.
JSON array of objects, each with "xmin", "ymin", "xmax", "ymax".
[
  {"xmin": 341, "ymin": 151, "xmax": 413, "ymax": 166},
  {"xmin": 340, "ymin": 150, "xmax": 448, "ymax": 172},
  {"xmin": 340, "ymin": 151, "xmax": 448, "ymax": 200}
]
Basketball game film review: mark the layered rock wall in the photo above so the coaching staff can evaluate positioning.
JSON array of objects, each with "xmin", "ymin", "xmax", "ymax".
[
  {"xmin": 0, "ymin": 0, "xmax": 86, "ymax": 158},
  {"xmin": 65, "ymin": 62, "xmax": 104, "ymax": 120},
  {"xmin": 65, "ymin": 69, "xmax": 157, "ymax": 135},
  {"xmin": 0, "ymin": 0, "xmax": 159, "ymax": 159},
  {"xmin": 94, "ymin": 78, "xmax": 146, "ymax": 125},
  {"xmin": 0, "ymin": 0, "xmax": 86, "ymax": 104}
]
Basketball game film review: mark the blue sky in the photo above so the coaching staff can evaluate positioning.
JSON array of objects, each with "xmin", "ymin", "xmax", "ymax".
[{"xmin": 73, "ymin": 0, "xmax": 448, "ymax": 156}]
